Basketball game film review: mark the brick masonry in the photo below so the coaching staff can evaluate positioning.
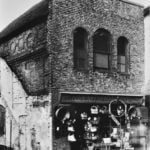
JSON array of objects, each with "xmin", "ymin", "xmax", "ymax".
[
  {"xmin": 0, "ymin": 0, "xmax": 145, "ymax": 150},
  {"xmin": 47, "ymin": 0, "xmax": 145, "ymax": 97},
  {"xmin": 47, "ymin": 1, "xmax": 145, "ymax": 149}
]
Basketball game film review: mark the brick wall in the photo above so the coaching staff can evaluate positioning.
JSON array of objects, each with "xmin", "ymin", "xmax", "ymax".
[
  {"xmin": 47, "ymin": 1, "xmax": 145, "ymax": 150},
  {"xmin": 0, "ymin": 0, "xmax": 145, "ymax": 150},
  {"xmin": 48, "ymin": 0, "xmax": 145, "ymax": 97}
]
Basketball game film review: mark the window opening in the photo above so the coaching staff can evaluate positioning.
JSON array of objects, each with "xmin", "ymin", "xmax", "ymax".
[
  {"xmin": 117, "ymin": 36, "xmax": 129, "ymax": 73},
  {"xmin": 73, "ymin": 27, "xmax": 88, "ymax": 71},
  {"xmin": 93, "ymin": 29, "xmax": 111, "ymax": 71}
]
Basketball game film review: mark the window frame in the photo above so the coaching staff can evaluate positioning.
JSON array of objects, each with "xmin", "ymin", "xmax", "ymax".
[
  {"xmin": 117, "ymin": 36, "xmax": 129, "ymax": 74},
  {"xmin": 93, "ymin": 29, "xmax": 112, "ymax": 72},
  {"xmin": 73, "ymin": 27, "xmax": 88, "ymax": 71}
]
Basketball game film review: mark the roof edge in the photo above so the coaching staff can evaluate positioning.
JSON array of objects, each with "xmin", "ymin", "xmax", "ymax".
[{"xmin": 0, "ymin": 0, "xmax": 49, "ymax": 44}]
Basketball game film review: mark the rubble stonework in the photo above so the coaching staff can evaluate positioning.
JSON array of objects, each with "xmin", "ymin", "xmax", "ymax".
[
  {"xmin": 46, "ymin": 0, "xmax": 145, "ymax": 150},
  {"xmin": 47, "ymin": 0, "xmax": 144, "ymax": 96},
  {"xmin": 0, "ymin": 0, "xmax": 146, "ymax": 150}
]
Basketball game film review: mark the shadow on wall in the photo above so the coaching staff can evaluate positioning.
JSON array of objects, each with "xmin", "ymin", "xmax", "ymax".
[{"xmin": 0, "ymin": 145, "xmax": 13, "ymax": 150}]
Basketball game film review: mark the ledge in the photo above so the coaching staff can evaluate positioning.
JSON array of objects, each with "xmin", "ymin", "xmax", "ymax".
[
  {"xmin": 60, "ymin": 92, "xmax": 144, "ymax": 105},
  {"xmin": 7, "ymin": 45, "xmax": 48, "ymax": 64}
]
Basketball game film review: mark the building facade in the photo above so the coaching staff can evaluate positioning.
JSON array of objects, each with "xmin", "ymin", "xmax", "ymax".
[
  {"xmin": 48, "ymin": 0, "xmax": 146, "ymax": 149},
  {"xmin": 0, "ymin": 0, "xmax": 147, "ymax": 150}
]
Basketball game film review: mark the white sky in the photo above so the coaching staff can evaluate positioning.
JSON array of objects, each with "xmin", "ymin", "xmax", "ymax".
[
  {"xmin": 0, "ymin": 0, "xmax": 42, "ymax": 31},
  {"xmin": 0, "ymin": 0, "xmax": 150, "ymax": 32}
]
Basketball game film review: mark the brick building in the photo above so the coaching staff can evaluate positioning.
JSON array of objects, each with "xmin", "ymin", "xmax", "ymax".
[{"xmin": 0, "ymin": 0, "xmax": 147, "ymax": 150}]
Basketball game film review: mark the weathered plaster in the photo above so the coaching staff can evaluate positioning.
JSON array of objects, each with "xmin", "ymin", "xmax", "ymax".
[
  {"xmin": 0, "ymin": 58, "xmax": 52, "ymax": 150},
  {"xmin": 144, "ymin": 14, "xmax": 150, "ymax": 94}
]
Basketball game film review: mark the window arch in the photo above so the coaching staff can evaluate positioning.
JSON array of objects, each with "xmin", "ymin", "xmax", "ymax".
[
  {"xmin": 93, "ymin": 29, "xmax": 111, "ymax": 71},
  {"xmin": 117, "ymin": 36, "xmax": 129, "ymax": 73},
  {"xmin": 73, "ymin": 27, "xmax": 88, "ymax": 70},
  {"xmin": 0, "ymin": 105, "xmax": 5, "ymax": 136}
]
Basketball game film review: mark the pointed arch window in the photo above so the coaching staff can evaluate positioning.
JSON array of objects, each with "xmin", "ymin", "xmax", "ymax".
[
  {"xmin": 73, "ymin": 27, "xmax": 88, "ymax": 71},
  {"xmin": 93, "ymin": 29, "xmax": 111, "ymax": 71},
  {"xmin": 117, "ymin": 36, "xmax": 129, "ymax": 73}
]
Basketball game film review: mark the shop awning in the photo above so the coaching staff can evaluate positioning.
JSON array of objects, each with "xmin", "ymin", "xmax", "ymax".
[{"xmin": 60, "ymin": 92, "xmax": 144, "ymax": 105}]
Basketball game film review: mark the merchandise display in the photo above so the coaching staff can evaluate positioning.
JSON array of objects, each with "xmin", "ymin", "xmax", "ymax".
[{"xmin": 54, "ymin": 100, "xmax": 148, "ymax": 150}]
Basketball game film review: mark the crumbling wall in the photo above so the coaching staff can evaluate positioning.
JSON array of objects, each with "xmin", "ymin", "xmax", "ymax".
[
  {"xmin": 0, "ymin": 58, "xmax": 52, "ymax": 150},
  {"xmin": 0, "ymin": 21, "xmax": 49, "ymax": 95},
  {"xmin": 0, "ymin": 14, "xmax": 51, "ymax": 150}
]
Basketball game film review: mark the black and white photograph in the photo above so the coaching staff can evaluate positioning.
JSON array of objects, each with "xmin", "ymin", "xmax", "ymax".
[{"xmin": 0, "ymin": 0, "xmax": 150, "ymax": 150}]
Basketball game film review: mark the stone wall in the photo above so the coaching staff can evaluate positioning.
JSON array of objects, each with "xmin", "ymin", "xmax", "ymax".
[
  {"xmin": 47, "ymin": 1, "xmax": 145, "ymax": 149},
  {"xmin": 48, "ymin": 0, "xmax": 144, "ymax": 97},
  {"xmin": 0, "ymin": 21, "xmax": 49, "ymax": 95},
  {"xmin": 0, "ymin": 0, "xmax": 145, "ymax": 150}
]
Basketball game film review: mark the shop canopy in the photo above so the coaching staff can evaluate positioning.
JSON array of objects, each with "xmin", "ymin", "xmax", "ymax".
[{"xmin": 60, "ymin": 92, "xmax": 144, "ymax": 105}]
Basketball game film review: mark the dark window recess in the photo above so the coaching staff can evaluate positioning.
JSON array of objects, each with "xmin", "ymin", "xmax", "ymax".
[
  {"xmin": 73, "ymin": 27, "xmax": 88, "ymax": 71},
  {"xmin": 93, "ymin": 29, "xmax": 111, "ymax": 71},
  {"xmin": 0, "ymin": 106, "xmax": 5, "ymax": 136},
  {"xmin": 117, "ymin": 37, "xmax": 129, "ymax": 73}
]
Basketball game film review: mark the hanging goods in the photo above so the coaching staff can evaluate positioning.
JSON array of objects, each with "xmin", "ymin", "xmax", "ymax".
[
  {"xmin": 109, "ymin": 99, "xmax": 126, "ymax": 117},
  {"xmin": 67, "ymin": 126, "xmax": 75, "ymax": 132},
  {"xmin": 67, "ymin": 133, "xmax": 77, "ymax": 142},
  {"xmin": 80, "ymin": 112, "xmax": 88, "ymax": 120},
  {"xmin": 90, "ymin": 105, "xmax": 99, "ymax": 114}
]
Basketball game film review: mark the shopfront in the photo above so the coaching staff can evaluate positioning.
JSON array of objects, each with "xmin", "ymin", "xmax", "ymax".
[{"xmin": 54, "ymin": 92, "xmax": 148, "ymax": 150}]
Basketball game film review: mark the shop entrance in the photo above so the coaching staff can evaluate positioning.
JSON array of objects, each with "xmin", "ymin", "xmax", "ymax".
[{"xmin": 54, "ymin": 94, "xmax": 148, "ymax": 150}]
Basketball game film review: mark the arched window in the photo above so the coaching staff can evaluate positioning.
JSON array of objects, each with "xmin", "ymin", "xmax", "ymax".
[
  {"xmin": 117, "ymin": 36, "xmax": 129, "ymax": 73},
  {"xmin": 73, "ymin": 27, "xmax": 88, "ymax": 70},
  {"xmin": 93, "ymin": 29, "xmax": 111, "ymax": 71},
  {"xmin": 0, "ymin": 105, "xmax": 5, "ymax": 136}
]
